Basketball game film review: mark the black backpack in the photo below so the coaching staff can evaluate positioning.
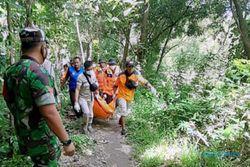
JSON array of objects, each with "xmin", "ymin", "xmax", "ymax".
[
  {"xmin": 83, "ymin": 72, "xmax": 98, "ymax": 92},
  {"xmin": 124, "ymin": 71, "xmax": 137, "ymax": 90}
]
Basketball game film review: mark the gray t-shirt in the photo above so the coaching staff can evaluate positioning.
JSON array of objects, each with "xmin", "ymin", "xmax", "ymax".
[
  {"xmin": 77, "ymin": 70, "xmax": 98, "ymax": 101},
  {"xmin": 42, "ymin": 59, "xmax": 60, "ymax": 103}
]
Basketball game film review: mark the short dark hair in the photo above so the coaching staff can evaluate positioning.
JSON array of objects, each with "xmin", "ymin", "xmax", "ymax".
[
  {"xmin": 74, "ymin": 56, "xmax": 81, "ymax": 61},
  {"xmin": 84, "ymin": 60, "xmax": 93, "ymax": 69},
  {"xmin": 126, "ymin": 60, "xmax": 135, "ymax": 67},
  {"xmin": 21, "ymin": 42, "xmax": 41, "ymax": 52}
]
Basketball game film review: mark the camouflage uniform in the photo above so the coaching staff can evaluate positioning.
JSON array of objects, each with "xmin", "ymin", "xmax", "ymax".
[{"xmin": 3, "ymin": 56, "xmax": 61, "ymax": 167}]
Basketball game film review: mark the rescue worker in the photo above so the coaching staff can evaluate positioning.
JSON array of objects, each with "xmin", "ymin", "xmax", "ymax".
[
  {"xmin": 114, "ymin": 60, "xmax": 157, "ymax": 135},
  {"xmin": 2, "ymin": 26, "xmax": 75, "ymax": 166},
  {"xmin": 103, "ymin": 58, "xmax": 120, "ymax": 104},
  {"xmin": 61, "ymin": 56, "xmax": 84, "ymax": 117},
  {"xmin": 74, "ymin": 60, "xmax": 98, "ymax": 134},
  {"xmin": 95, "ymin": 58, "xmax": 107, "ymax": 96},
  {"xmin": 60, "ymin": 60, "xmax": 69, "ymax": 88},
  {"xmin": 108, "ymin": 58, "xmax": 121, "ymax": 78}
]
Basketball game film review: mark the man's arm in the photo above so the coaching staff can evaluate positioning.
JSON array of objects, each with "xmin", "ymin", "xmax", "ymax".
[
  {"xmin": 137, "ymin": 75, "xmax": 157, "ymax": 96},
  {"xmin": 75, "ymin": 85, "xmax": 80, "ymax": 102},
  {"xmin": 39, "ymin": 104, "xmax": 69, "ymax": 142},
  {"xmin": 39, "ymin": 104, "xmax": 75, "ymax": 156}
]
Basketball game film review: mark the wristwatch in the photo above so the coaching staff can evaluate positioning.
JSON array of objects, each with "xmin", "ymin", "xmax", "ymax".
[{"xmin": 61, "ymin": 139, "xmax": 72, "ymax": 146}]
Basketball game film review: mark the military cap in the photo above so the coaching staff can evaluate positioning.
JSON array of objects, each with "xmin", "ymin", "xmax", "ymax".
[{"xmin": 19, "ymin": 27, "xmax": 46, "ymax": 43}]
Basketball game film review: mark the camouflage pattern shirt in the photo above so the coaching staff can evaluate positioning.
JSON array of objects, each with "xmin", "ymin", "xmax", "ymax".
[{"xmin": 2, "ymin": 56, "xmax": 60, "ymax": 159}]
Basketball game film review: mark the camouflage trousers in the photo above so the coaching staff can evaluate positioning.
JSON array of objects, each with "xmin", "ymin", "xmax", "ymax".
[
  {"xmin": 30, "ymin": 146, "xmax": 61, "ymax": 167},
  {"xmin": 19, "ymin": 136, "xmax": 61, "ymax": 167}
]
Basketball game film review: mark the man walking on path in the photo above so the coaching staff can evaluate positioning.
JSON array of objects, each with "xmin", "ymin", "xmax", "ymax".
[
  {"xmin": 2, "ymin": 26, "xmax": 75, "ymax": 166},
  {"xmin": 61, "ymin": 56, "xmax": 84, "ymax": 117},
  {"xmin": 74, "ymin": 60, "xmax": 98, "ymax": 134},
  {"xmin": 114, "ymin": 60, "xmax": 157, "ymax": 135}
]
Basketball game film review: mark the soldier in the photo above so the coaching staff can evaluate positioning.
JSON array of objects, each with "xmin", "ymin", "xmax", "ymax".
[{"xmin": 2, "ymin": 27, "xmax": 75, "ymax": 166}]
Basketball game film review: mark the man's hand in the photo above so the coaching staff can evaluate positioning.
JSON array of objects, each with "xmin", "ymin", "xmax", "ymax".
[
  {"xmin": 63, "ymin": 143, "xmax": 75, "ymax": 156},
  {"xmin": 74, "ymin": 102, "xmax": 80, "ymax": 111},
  {"xmin": 150, "ymin": 86, "xmax": 157, "ymax": 96}
]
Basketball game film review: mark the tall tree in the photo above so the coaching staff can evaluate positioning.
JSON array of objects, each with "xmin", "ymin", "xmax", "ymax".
[
  {"xmin": 230, "ymin": 0, "xmax": 250, "ymax": 59},
  {"xmin": 5, "ymin": 1, "xmax": 15, "ymax": 64},
  {"xmin": 137, "ymin": 0, "xmax": 149, "ymax": 64}
]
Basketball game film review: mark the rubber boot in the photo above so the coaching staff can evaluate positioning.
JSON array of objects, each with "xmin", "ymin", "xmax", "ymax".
[
  {"xmin": 82, "ymin": 114, "xmax": 89, "ymax": 135},
  {"xmin": 88, "ymin": 117, "xmax": 95, "ymax": 133}
]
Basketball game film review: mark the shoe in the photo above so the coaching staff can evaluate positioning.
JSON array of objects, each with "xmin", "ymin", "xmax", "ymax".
[
  {"xmin": 88, "ymin": 126, "xmax": 95, "ymax": 133},
  {"xmin": 82, "ymin": 127, "xmax": 89, "ymax": 135},
  {"xmin": 121, "ymin": 129, "xmax": 127, "ymax": 135},
  {"xmin": 118, "ymin": 117, "xmax": 122, "ymax": 126}
]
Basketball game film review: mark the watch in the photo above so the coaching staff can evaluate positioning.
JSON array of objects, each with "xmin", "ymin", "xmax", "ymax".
[{"xmin": 61, "ymin": 139, "xmax": 72, "ymax": 146}]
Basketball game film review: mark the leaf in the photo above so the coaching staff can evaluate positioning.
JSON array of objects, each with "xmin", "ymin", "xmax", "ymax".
[
  {"xmin": 106, "ymin": 12, "xmax": 112, "ymax": 18},
  {"xmin": 123, "ymin": 7, "xmax": 132, "ymax": 16},
  {"xmin": 112, "ymin": 17, "xmax": 120, "ymax": 22}
]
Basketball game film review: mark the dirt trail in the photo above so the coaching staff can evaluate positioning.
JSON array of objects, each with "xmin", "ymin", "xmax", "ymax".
[{"xmin": 59, "ymin": 117, "xmax": 138, "ymax": 167}]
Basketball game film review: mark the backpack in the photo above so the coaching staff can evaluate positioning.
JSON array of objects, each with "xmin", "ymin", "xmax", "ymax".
[
  {"xmin": 83, "ymin": 72, "xmax": 98, "ymax": 92},
  {"xmin": 124, "ymin": 71, "xmax": 137, "ymax": 90}
]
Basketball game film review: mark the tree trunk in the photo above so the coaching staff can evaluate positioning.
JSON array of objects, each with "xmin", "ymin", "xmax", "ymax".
[
  {"xmin": 75, "ymin": 18, "xmax": 85, "ymax": 61},
  {"xmin": 55, "ymin": 44, "xmax": 60, "ymax": 71},
  {"xmin": 6, "ymin": 1, "xmax": 15, "ymax": 64},
  {"xmin": 122, "ymin": 26, "xmax": 131, "ymax": 69},
  {"xmin": 86, "ymin": 42, "xmax": 92, "ymax": 60},
  {"xmin": 156, "ymin": 27, "xmax": 173, "ymax": 73},
  {"xmin": 231, "ymin": 0, "xmax": 250, "ymax": 59},
  {"xmin": 25, "ymin": 0, "xmax": 33, "ymax": 26},
  {"xmin": 137, "ymin": 0, "xmax": 149, "ymax": 64}
]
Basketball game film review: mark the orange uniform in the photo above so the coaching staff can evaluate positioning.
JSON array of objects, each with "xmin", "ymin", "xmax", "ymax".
[
  {"xmin": 115, "ymin": 71, "xmax": 148, "ymax": 102},
  {"xmin": 95, "ymin": 66, "xmax": 106, "ymax": 91},
  {"xmin": 103, "ymin": 67, "xmax": 117, "ymax": 96}
]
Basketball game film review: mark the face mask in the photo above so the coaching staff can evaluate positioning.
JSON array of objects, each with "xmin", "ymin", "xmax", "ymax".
[
  {"xmin": 110, "ymin": 65, "xmax": 116, "ymax": 71},
  {"xmin": 85, "ymin": 70, "xmax": 92, "ymax": 75}
]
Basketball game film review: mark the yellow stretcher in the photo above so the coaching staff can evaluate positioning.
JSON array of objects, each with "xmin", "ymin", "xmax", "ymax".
[{"xmin": 93, "ymin": 95, "xmax": 116, "ymax": 119}]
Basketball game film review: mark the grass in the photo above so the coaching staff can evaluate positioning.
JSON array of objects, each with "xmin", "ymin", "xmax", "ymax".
[
  {"xmin": 71, "ymin": 134, "xmax": 94, "ymax": 154},
  {"xmin": 126, "ymin": 88, "xmax": 238, "ymax": 167}
]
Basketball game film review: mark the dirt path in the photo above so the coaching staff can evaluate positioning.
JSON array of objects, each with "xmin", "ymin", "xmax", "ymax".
[{"xmin": 59, "ymin": 116, "xmax": 138, "ymax": 167}]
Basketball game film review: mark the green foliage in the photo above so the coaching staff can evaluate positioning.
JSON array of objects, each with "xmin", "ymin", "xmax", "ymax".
[
  {"xmin": 226, "ymin": 59, "xmax": 250, "ymax": 83},
  {"xmin": 71, "ymin": 134, "xmax": 93, "ymax": 154},
  {"xmin": 140, "ymin": 157, "xmax": 164, "ymax": 167},
  {"xmin": 127, "ymin": 57, "xmax": 250, "ymax": 166},
  {"xmin": 0, "ymin": 87, "xmax": 32, "ymax": 166},
  {"xmin": 0, "ymin": 154, "xmax": 32, "ymax": 167}
]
